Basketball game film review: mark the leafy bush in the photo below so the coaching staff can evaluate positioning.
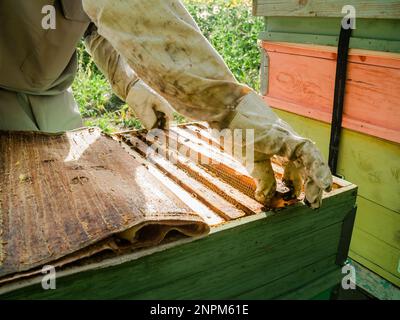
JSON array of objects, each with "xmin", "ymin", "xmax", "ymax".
[
  {"xmin": 72, "ymin": 43, "xmax": 143, "ymax": 133},
  {"xmin": 184, "ymin": 0, "xmax": 262, "ymax": 90},
  {"xmin": 72, "ymin": 0, "xmax": 263, "ymax": 132}
]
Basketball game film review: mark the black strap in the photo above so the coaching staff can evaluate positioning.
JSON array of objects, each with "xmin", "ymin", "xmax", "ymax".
[{"xmin": 328, "ymin": 25, "xmax": 352, "ymax": 176}]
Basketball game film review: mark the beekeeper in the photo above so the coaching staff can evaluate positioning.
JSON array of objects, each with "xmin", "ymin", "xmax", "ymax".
[{"xmin": 0, "ymin": 0, "xmax": 332, "ymax": 208}]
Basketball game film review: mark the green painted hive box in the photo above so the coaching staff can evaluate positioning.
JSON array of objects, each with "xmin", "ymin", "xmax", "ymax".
[
  {"xmin": 0, "ymin": 126, "xmax": 357, "ymax": 300},
  {"xmin": 253, "ymin": 0, "xmax": 400, "ymax": 293},
  {"xmin": 0, "ymin": 180, "xmax": 357, "ymax": 300}
]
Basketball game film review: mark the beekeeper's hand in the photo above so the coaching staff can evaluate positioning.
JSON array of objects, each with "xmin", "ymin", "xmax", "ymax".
[
  {"xmin": 81, "ymin": 2, "xmax": 331, "ymax": 207},
  {"xmin": 84, "ymin": 27, "xmax": 174, "ymax": 130},
  {"xmin": 227, "ymin": 91, "xmax": 333, "ymax": 209},
  {"xmin": 126, "ymin": 80, "xmax": 174, "ymax": 129}
]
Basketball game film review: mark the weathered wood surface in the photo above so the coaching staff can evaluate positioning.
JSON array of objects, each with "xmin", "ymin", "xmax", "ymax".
[
  {"xmin": 253, "ymin": 0, "xmax": 400, "ymax": 19},
  {"xmin": 259, "ymin": 17, "xmax": 400, "ymax": 53},
  {"xmin": 0, "ymin": 128, "xmax": 209, "ymax": 281},
  {"xmin": 261, "ymin": 41, "xmax": 400, "ymax": 144},
  {"xmin": 273, "ymin": 109, "xmax": 400, "ymax": 287}
]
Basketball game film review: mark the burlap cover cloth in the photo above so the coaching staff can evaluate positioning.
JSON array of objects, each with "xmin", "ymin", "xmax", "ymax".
[{"xmin": 0, "ymin": 128, "xmax": 209, "ymax": 279}]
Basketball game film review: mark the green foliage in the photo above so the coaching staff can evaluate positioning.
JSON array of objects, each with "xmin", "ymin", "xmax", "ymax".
[
  {"xmin": 72, "ymin": 43, "xmax": 140, "ymax": 132},
  {"xmin": 184, "ymin": 0, "xmax": 263, "ymax": 90},
  {"xmin": 72, "ymin": 0, "xmax": 262, "ymax": 132}
]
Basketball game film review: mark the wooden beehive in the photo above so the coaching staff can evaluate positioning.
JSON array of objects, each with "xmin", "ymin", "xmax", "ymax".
[
  {"xmin": 253, "ymin": 0, "xmax": 400, "ymax": 292},
  {"xmin": 0, "ymin": 125, "xmax": 357, "ymax": 299}
]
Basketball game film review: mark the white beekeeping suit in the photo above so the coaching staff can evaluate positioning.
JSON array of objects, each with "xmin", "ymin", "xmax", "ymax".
[{"xmin": 83, "ymin": 0, "xmax": 332, "ymax": 208}]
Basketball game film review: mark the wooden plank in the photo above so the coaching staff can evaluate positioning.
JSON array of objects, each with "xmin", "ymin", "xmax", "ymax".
[
  {"xmin": 235, "ymin": 255, "xmax": 338, "ymax": 299},
  {"xmin": 0, "ymin": 185, "xmax": 355, "ymax": 294},
  {"xmin": 262, "ymin": 16, "xmax": 400, "ymax": 42},
  {"xmin": 355, "ymin": 197, "xmax": 400, "ymax": 251},
  {"xmin": 164, "ymin": 127, "xmax": 257, "ymax": 197},
  {"xmin": 121, "ymin": 128, "xmax": 265, "ymax": 214},
  {"xmin": 116, "ymin": 139, "xmax": 224, "ymax": 227},
  {"xmin": 161, "ymin": 126, "xmax": 314, "ymax": 203},
  {"xmin": 124, "ymin": 134, "xmax": 246, "ymax": 220},
  {"xmin": 259, "ymin": 31, "xmax": 400, "ymax": 53},
  {"xmin": 261, "ymin": 41, "xmax": 400, "ymax": 143},
  {"xmin": 122, "ymin": 225, "xmax": 342, "ymax": 300},
  {"xmin": 149, "ymin": 137, "xmax": 264, "ymax": 215},
  {"xmin": 263, "ymin": 41, "xmax": 400, "ymax": 68},
  {"xmin": 177, "ymin": 124, "xmax": 288, "ymax": 177},
  {"xmin": 259, "ymin": 16, "xmax": 400, "ymax": 52},
  {"xmin": 114, "ymin": 224, "xmax": 342, "ymax": 300},
  {"xmin": 253, "ymin": 0, "xmax": 400, "ymax": 19},
  {"xmin": 278, "ymin": 267, "xmax": 341, "ymax": 300},
  {"xmin": 349, "ymin": 227, "xmax": 400, "ymax": 287}
]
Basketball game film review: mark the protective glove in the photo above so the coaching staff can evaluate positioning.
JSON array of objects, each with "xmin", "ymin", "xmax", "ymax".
[
  {"xmin": 227, "ymin": 91, "xmax": 333, "ymax": 209},
  {"xmin": 126, "ymin": 80, "xmax": 175, "ymax": 130},
  {"xmin": 84, "ymin": 29, "xmax": 174, "ymax": 130}
]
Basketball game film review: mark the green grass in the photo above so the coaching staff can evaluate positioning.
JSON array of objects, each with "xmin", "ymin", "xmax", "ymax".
[{"xmin": 72, "ymin": 0, "xmax": 263, "ymax": 132}]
